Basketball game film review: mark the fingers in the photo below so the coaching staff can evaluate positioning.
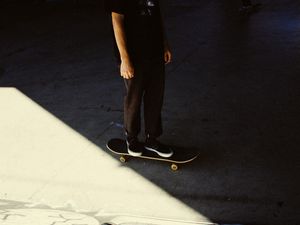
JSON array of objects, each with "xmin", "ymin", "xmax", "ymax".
[
  {"xmin": 120, "ymin": 68, "xmax": 134, "ymax": 79},
  {"xmin": 121, "ymin": 72, "xmax": 134, "ymax": 79},
  {"xmin": 120, "ymin": 60, "xmax": 134, "ymax": 79},
  {"xmin": 164, "ymin": 51, "xmax": 172, "ymax": 64}
]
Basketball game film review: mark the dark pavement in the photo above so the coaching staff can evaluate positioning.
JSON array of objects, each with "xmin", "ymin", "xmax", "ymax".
[{"xmin": 0, "ymin": 0, "xmax": 299, "ymax": 224}]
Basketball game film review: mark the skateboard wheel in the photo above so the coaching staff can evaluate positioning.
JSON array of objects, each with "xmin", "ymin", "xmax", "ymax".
[
  {"xmin": 171, "ymin": 164, "xmax": 178, "ymax": 171},
  {"xmin": 120, "ymin": 156, "xmax": 127, "ymax": 163}
]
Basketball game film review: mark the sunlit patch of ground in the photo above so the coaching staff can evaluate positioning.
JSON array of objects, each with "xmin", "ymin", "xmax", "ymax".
[{"xmin": 0, "ymin": 88, "xmax": 213, "ymax": 224}]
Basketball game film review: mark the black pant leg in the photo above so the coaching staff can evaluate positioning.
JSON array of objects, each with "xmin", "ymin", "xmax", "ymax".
[
  {"xmin": 123, "ymin": 65, "xmax": 145, "ymax": 138},
  {"xmin": 143, "ymin": 60, "xmax": 165, "ymax": 138}
]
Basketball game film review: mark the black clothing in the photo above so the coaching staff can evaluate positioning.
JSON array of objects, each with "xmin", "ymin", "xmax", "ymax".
[
  {"xmin": 105, "ymin": 0, "xmax": 166, "ymax": 139},
  {"xmin": 242, "ymin": 0, "xmax": 252, "ymax": 6},
  {"xmin": 105, "ymin": 0, "xmax": 164, "ymax": 63},
  {"xmin": 124, "ymin": 59, "xmax": 165, "ymax": 138}
]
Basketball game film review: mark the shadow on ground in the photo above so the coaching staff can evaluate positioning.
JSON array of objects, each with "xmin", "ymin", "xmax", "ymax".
[{"xmin": 0, "ymin": 1, "xmax": 299, "ymax": 225}]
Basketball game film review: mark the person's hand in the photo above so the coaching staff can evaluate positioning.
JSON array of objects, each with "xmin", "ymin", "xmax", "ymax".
[
  {"xmin": 164, "ymin": 45, "xmax": 172, "ymax": 64},
  {"xmin": 120, "ymin": 59, "xmax": 134, "ymax": 79}
]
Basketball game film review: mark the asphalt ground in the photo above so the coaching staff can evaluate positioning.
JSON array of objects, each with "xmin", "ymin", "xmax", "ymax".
[{"xmin": 0, "ymin": 0, "xmax": 299, "ymax": 224}]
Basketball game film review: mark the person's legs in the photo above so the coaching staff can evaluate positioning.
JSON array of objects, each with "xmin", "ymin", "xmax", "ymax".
[
  {"xmin": 123, "ymin": 59, "xmax": 172, "ymax": 158},
  {"xmin": 143, "ymin": 59, "xmax": 173, "ymax": 158},
  {"xmin": 123, "ymin": 63, "xmax": 147, "ymax": 156},
  {"xmin": 143, "ymin": 60, "xmax": 165, "ymax": 138},
  {"xmin": 123, "ymin": 64, "xmax": 145, "ymax": 140}
]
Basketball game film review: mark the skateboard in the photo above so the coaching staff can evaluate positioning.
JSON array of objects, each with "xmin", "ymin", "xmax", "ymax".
[
  {"xmin": 106, "ymin": 138, "xmax": 198, "ymax": 171},
  {"xmin": 239, "ymin": 3, "xmax": 262, "ymax": 16}
]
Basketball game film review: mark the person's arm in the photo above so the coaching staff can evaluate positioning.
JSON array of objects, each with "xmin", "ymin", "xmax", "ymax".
[
  {"xmin": 163, "ymin": 30, "xmax": 172, "ymax": 64},
  {"xmin": 159, "ymin": 4, "xmax": 172, "ymax": 64},
  {"xmin": 111, "ymin": 12, "xmax": 134, "ymax": 79}
]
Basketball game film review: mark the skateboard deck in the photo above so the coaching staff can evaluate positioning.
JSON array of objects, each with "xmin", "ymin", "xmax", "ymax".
[{"xmin": 106, "ymin": 138, "xmax": 198, "ymax": 171}]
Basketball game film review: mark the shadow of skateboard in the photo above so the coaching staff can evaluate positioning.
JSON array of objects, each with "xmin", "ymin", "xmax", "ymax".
[{"xmin": 101, "ymin": 214, "xmax": 216, "ymax": 225}]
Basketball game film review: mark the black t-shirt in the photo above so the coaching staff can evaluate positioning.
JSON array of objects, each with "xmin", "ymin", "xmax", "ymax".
[{"xmin": 105, "ymin": 0, "xmax": 164, "ymax": 63}]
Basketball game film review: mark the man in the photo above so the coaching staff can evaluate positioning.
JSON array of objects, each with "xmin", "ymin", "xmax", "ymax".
[{"xmin": 105, "ymin": 0, "xmax": 173, "ymax": 158}]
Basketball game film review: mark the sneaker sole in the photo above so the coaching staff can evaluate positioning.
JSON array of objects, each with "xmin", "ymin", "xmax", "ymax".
[
  {"xmin": 144, "ymin": 146, "xmax": 173, "ymax": 158},
  {"xmin": 128, "ymin": 148, "xmax": 143, "ymax": 157},
  {"xmin": 126, "ymin": 140, "xmax": 143, "ymax": 157}
]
